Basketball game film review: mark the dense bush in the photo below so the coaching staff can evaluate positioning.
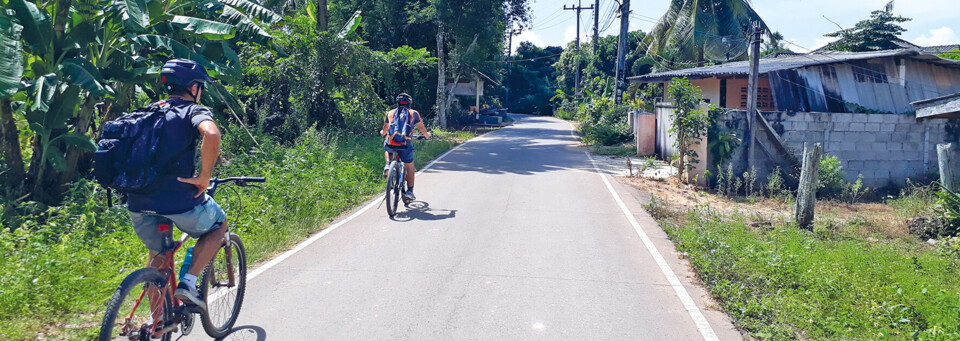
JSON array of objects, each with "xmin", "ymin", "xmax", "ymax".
[
  {"xmin": 818, "ymin": 155, "xmax": 845, "ymax": 197},
  {"xmin": 235, "ymin": 15, "xmax": 437, "ymax": 141},
  {"xmin": 572, "ymin": 97, "xmax": 633, "ymax": 146}
]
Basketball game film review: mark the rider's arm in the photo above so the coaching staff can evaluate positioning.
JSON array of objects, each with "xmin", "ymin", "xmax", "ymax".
[
  {"xmin": 178, "ymin": 120, "xmax": 221, "ymax": 198},
  {"xmin": 380, "ymin": 111, "xmax": 390, "ymax": 136},
  {"xmin": 416, "ymin": 121, "xmax": 431, "ymax": 139},
  {"xmin": 414, "ymin": 111, "xmax": 431, "ymax": 139}
]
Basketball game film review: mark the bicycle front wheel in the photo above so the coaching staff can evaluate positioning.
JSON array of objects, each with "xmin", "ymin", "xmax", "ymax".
[
  {"xmin": 386, "ymin": 161, "xmax": 401, "ymax": 217},
  {"xmin": 199, "ymin": 232, "xmax": 247, "ymax": 338},
  {"xmin": 98, "ymin": 268, "xmax": 173, "ymax": 341}
]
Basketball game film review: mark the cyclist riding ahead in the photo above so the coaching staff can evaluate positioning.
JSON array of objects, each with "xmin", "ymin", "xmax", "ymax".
[
  {"xmin": 126, "ymin": 59, "xmax": 225, "ymax": 312},
  {"xmin": 381, "ymin": 93, "xmax": 431, "ymax": 201}
]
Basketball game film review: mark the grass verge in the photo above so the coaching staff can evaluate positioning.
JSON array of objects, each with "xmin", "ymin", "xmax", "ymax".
[
  {"xmin": 591, "ymin": 143, "xmax": 636, "ymax": 156},
  {"xmin": 0, "ymin": 128, "xmax": 476, "ymax": 340},
  {"xmin": 648, "ymin": 192, "xmax": 960, "ymax": 340}
]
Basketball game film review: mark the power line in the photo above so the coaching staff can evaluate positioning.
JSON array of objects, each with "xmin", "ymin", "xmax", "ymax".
[{"xmin": 500, "ymin": 52, "xmax": 564, "ymax": 63}]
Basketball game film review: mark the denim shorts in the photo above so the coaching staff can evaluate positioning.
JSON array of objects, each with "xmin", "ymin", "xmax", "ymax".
[
  {"xmin": 129, "ymin": 195, "xmax": 227, "ymax": 252},
  {"xmin": 384, "ymin": 144, "xmax": 415, "ymax": 164}
]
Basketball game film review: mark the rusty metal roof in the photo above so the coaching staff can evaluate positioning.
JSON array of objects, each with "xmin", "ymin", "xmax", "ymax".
[{"xmin": 629, "ymin": 48, "xmax": 960, "ymax": 83}]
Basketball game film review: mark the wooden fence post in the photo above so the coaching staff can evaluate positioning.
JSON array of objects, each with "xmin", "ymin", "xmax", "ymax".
[
  {"xmin": 795, "ymin": 143, "xmax": 823, "ymax": 230},
  {"xmin": 940, "ymin": 143, "xmax": 959, "ymax": 192}
]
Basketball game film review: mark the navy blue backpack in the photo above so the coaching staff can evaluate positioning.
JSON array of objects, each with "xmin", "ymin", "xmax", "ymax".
[{"xmin": 93, "ymin": 103, "xmax": 169, "ymax": 193}]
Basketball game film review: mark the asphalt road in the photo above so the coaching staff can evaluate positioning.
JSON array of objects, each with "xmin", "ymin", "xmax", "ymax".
[{"xmin": 183, "ymin": 115, "xmax": 740, "ymax": 340}]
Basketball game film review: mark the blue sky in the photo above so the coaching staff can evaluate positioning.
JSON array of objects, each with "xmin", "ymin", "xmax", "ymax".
[{"xmin": 514, "ymin": 0, "xmax": 960, "ymax": 53}]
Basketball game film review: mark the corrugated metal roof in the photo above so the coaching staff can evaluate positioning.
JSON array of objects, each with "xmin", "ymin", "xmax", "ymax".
[{"xmin": 629, "ymin": 48, "xmax": 960, "ymax": 83}]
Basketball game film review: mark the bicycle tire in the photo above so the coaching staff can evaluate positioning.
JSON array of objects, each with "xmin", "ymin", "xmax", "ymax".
[
  {"xmin": 199, "ymin": 233, "xmax": 247, "ymax": 338},
  {"xmin": 386, "ymin": 161, "xmax": 401, "ymax": 217},
  {"xmin": 98, "ymin": 268, "xmax": 173, "ymax": 341}
]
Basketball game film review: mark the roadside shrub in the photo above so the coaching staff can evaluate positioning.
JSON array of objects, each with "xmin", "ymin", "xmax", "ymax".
[
  {"xmin": 576, "ymin": 97, "xmax": 633, "ymax": 146},
  {"xmin": 936, "ymin": 188, "xmax": 960, "ymax": 230},
  {"xmin": 818, "ymin": 155, "xmax": 845, "ymax": 198}
]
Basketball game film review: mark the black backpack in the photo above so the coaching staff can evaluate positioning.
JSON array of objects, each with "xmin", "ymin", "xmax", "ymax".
[{"xmin": 92, "ymin": 103, "xmax": 168, "ymax": 193}]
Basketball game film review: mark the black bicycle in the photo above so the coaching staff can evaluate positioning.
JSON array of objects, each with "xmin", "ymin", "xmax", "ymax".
[
  {"xmin": 98, "ymin": 177, "xmax": 265, "ymax": 340},
  {"xmin": 384, "ymin": 136, "xmax": 427, "ymax": 217}
]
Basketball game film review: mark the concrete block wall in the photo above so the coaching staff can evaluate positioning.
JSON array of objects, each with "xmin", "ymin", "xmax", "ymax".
[{"xmin": 761, "ymin": 111, "xmax": 959, "ymax": 187}]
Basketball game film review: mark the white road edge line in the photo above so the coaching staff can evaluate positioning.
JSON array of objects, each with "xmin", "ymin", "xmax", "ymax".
[
  {"xmin": 243, "ymin": 129, "xmax": 483, "ymax": 282},
  {"xmin": 563, "ymin": 118, "xmax": 718, "ymax": 341}
]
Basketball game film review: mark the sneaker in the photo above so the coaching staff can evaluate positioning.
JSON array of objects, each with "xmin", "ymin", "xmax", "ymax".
[
  {"xmin": 403, "ymin": 190, "xmax": 416, "ymax": 201},
  {"xmin": 383, "ymin": 164, "xmax": 390, "ymax": 178},
  {"xmin": 174, "ymin": 282, "xmax": 206, "ymax": 311}
]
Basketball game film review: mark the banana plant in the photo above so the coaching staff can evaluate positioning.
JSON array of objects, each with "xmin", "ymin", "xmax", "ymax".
[{"xmin": 1, "ymin": 0, "xmax": 285, "ymax": 202}]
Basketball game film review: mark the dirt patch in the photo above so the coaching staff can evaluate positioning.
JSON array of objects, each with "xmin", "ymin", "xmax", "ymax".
[{"xmin": 621, "ymin": 176, "xmax": 916, "ymax": 240}]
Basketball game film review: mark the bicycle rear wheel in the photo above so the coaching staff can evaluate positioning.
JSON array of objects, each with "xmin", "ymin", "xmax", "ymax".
[
  {"xmin": 98, "ymin": 268, "xmax": 173, "ymax": 341},
  {"xmin": 386, "ymin": 161, "xmax": 401, "ymax": 217},
  {"xmin": 199, "ymin": 233, "xmax": 247, "ymax": 338}
]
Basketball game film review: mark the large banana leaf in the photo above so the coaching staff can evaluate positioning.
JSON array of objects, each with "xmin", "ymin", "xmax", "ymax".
[
  {"xmin": 171, "ymin": 15, "xmax": 237, "ymax": 40},
  {"xmin": 221, "ymin": 6, "xmax": 273, "ymax": 46},
  {"xmin": 58, "ymin": 132, "xmax": 98, "ymax": 152},
  {"xmin": 7, "ymin": 0, "xmax": 51, "ymax": 56},
  {"xmin": 60, "ymin": 58, "xmax": 114, "ymax": 96},
  {"xmin": 26, "ymin": 73, "xmax": 57, "ymax": 113},
  {"xmin": 336, "ymin": 10, "xmax": 361, "ymax": 39},
  {"xmin": 111, "ymin": 0, "xmax": 151, "ymax": 31},
  {"xmin": 130, "ymin": 34, "xmax": 218, "ymax": 72},
  {"xmin": 38, "ymin": 85, "xmax": 80, "ymax": 131},
  {"xmin": 0, "ymin": 10, "xmax": 23, "ymax": 98},
  {"xmin": 218, "ymin": 0, "xmax": 282, "ymax": 24}
]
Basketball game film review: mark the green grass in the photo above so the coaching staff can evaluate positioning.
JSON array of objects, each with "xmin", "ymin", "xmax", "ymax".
[
  {"xmin": 591, "ymin": 143, "xmax": 636, "ymax": 157},
  {"xmin": 662, "ymin": 210, "xmax": 960, "ymax": 340},
  {"xmin": 0, "ymin": 128, "xmax": 475, "ymax": 340}
]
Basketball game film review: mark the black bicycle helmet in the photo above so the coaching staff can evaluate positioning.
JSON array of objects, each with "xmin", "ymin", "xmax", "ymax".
[
  {"xmin": 160, "ymin": 59, "xmax": 212, "ymax": 88},
  {"xmin": 396, "ymin": 93, "xmax": 412, "ymax": 107}
]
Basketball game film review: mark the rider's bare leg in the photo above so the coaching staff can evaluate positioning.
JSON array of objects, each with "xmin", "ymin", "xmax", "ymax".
[
  {"xmin": 404, "ymin": 162, "xmax": 416, "ymax": 188},
  {"xmin": 145, "ymin": 251, "xmax": 164, "ymax": 322},
  {"xmin": 384, "ymin": 151, "xmax": 391, "ymax": 164},
  {"xmin": 187, "ymin": 222, "xmax": 227, "ymax": 276}
]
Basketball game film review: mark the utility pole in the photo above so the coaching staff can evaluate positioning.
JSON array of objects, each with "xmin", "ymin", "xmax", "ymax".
[
  {"xmin": 593, "ymin": 0, "xmax": 600, "ymax": 54},
  {"xmin": 745, "ymin": 21, "xmax": 764, "ymax": 170},
  {"xmin": 505, "ymin": 29, "xmax": 520, "ymax": 109},
  {"xmin": 614, "ymin": 0, "xmax": 630, "ymax": 104},
  {"xmin": 564, "ymin": 1, "xmax": 594, "ymax": 97}
]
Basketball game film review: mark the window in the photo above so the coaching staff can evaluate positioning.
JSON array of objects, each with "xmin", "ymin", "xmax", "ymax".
[{"xmin": 852, "ymin": 61, "xmax": 888, "ymax": 83}]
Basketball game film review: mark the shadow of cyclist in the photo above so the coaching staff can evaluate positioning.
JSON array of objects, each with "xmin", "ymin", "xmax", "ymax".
[
  {"xmin": 392, "ymin": 201, "xmax": 456, "ymax": 222},
  {"xmin": 208, "ymin": 325, "xmax": 266, "ymax": 341}
]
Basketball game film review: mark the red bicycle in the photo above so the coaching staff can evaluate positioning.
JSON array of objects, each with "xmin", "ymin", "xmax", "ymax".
[{"xmin": 97, "ymin": 177, "xmax": 264, "ymax": 340}]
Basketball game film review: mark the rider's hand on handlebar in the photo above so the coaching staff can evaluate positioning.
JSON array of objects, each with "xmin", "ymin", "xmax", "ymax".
[
  {"xmin": 425, "ymin": 131, "xmax": 432, "ymax": 139},
  {"xmin": 379, "ymin": 129, "xmax": 386, "ymax": 137},
  {"xmin": 178, "ymin": 175, "xmax": 211, "ymax": 198}
]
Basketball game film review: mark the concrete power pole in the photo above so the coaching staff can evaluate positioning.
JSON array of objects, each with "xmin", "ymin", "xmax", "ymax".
[
  {"xmin": 614, "ymin": 0, "xmax": 630, "ymax": 104},
  {"xmin": 593, "ymin": 0, "xmax": 600, "ymax": 55},
  {"xmin": 745, "ymin": 21, "xmax": 764, "ymax": 170},
  {"xmin": 505, "ymin": 29, "xmax": 520, "ymax": 109},
  {"xmin": 564, "ymin": 1, "xmax": 594, "ymax": 97}
]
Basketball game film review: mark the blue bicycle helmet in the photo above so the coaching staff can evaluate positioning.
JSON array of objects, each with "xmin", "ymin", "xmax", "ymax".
[{"xmin": 160, "ymin": 59, "xmax": 212, "ymax": 87}]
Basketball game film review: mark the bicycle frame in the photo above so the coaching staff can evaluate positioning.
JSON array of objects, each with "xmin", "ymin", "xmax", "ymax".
[{"xmin": 123, "ymin": 212, "xmax": 240, "ymax": 336}]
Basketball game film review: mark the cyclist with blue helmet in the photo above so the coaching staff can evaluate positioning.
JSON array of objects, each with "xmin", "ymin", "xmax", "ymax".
[
  {"xmin": 381, "ymin": 93, "xmax": 431, "ymax": 201},
  {"xmin": 126, "ymin": 59, "xmax": 226, "ymax": 311}
]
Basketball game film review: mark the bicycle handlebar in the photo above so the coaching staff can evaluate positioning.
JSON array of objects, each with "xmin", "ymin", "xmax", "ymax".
[
  {"xmin": 213, "ymin": 177, "xmax": 266, "ymax": 185},
  {"xmin": 207, "ymin": 176, "xmax": 267, "ymax": 197}
]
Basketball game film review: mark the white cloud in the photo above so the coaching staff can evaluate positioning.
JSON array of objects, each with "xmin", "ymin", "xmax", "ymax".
[
  {"xmin": 562, "ymin": 24, "xmax": 591, "ymax": 46},
  {"xmin": 513, "ymin": 30, "xmax": 547, "ymax": 54},
  {"xmin": 913, "ymin": 26, "xmax": 960, "ymax": 46},
  {"xmin": 812, "ymin": 36, "xmax": 839, "ymax": 50}
]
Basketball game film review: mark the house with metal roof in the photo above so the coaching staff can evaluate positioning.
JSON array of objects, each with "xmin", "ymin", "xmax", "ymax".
[
  {"xmin": 628, "ymin": 48, "xmax": 960, "ymax": 116},
  {"xmin": 628, "ymin": 48, "xmax": 960, "ymax": 188}
]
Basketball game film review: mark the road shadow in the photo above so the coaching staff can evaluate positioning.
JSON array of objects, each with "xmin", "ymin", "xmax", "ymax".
[
  {"xmin": 208, "ymin": 325, "xmax": 266, "ymax": 341},
  {"xmin": 392, "ymin": 201, "xmax": 457, "ymax": 222}
]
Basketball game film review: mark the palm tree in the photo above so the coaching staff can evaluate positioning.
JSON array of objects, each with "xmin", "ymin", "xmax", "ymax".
[{"xmin": 643, "ymin": 0, "xmax": 767, "ymax": 67}]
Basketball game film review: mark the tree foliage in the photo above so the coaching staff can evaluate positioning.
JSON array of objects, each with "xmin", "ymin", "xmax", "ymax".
[
  {"xmin": 823, "ymin": 10, "xmax": 911, "ymax": 52},
  {"xmin": 504, "ymin": 42, "xmax": 561, "ymax": 115},
  {"xmin": 644, "ymin": 0, "xmax": 767, "ymax": 66},
  {"xmin": 667, "ymin": 77, "xmax": 710, "ymax": 181}
]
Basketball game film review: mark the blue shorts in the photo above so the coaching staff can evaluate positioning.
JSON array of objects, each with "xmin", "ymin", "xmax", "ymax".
[
  {"xmin": 384, "ymin": 144, "xmax": 415, "ymax": 164},
  {"xmin": 129, "ymin": 195, "xmax": 227, "ymax": 252}
]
